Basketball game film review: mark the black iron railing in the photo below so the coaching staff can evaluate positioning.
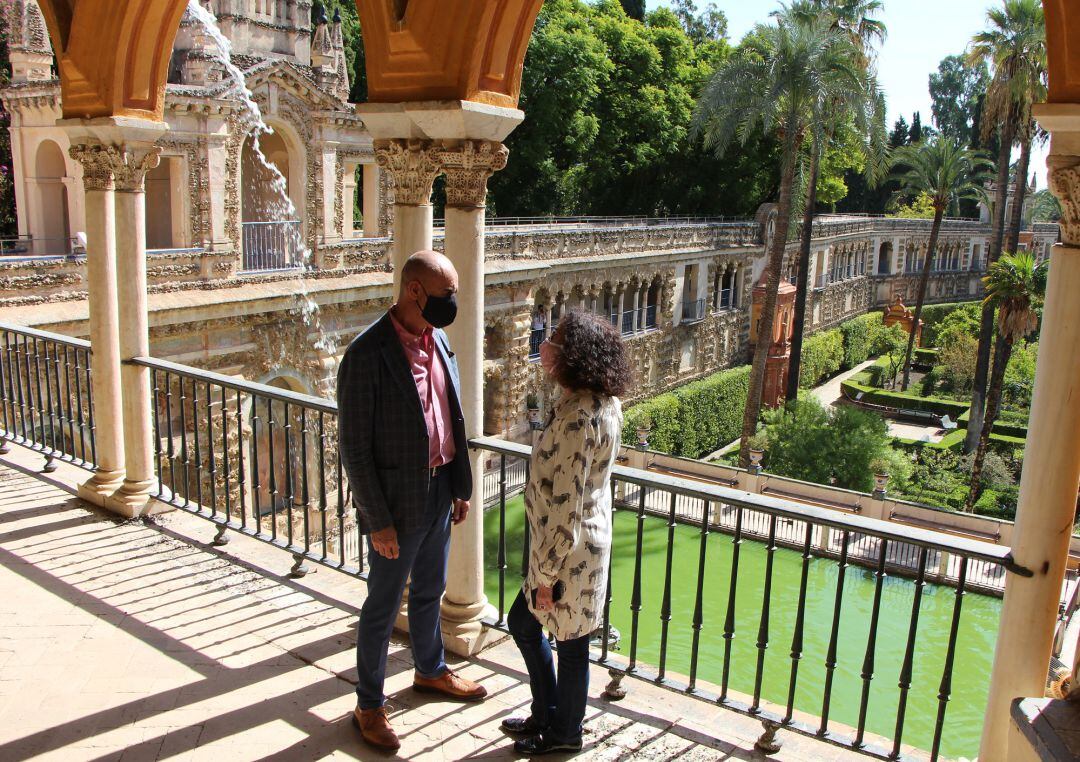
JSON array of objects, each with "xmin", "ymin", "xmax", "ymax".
[
  {"xmin": 0, "ymin": 322, "xmax": 96, "ymax": 471},
  {"xmin": 133, "ymin": 355, "xmax": 357, "ymax": 577},
  {"xmin": 682, "ymin": 298, "xmax": 706, "ymax": 323},
  {"xmin": 472, "ymin": 436, "xmax": 1029, "ymax": 762},
  {"xmin": 2, "ymin": 340, "xmax": 1032, "ymax": 761}
]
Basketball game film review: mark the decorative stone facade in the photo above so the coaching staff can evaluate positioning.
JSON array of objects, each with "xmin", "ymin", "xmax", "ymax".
[{"xmin": 0, "ymin": 1, "xmax": 386, "ymax": 262}]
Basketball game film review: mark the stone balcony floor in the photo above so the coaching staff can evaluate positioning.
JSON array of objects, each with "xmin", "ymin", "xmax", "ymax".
[{"xmin": 0, "ymin": 445, "xmax": 883, "ymax": 761}]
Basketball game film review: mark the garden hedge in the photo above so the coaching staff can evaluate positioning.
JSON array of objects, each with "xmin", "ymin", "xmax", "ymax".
[
  {"xmin": 623, "ymin": 365, "xmax": 751, "ymax": 458},
  {"xmin": 839, "ymin": 312, "xmax": 888, "ymax": 369},
  {"xmin": 799, "ymin": 329, "xmax": 845, "ymax": 388},
  {"xmin": 918, "ymin": 301, "xmax": 979, "ymax": 346}
]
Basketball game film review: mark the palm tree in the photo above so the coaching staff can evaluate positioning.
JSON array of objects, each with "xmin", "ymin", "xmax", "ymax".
[
  {"xmin": 890, "ymin": 137, "xmax": 991, "ymax": 391},
  {"xmin": 964, "ymin": 0, "xmax": 1045, "ymax": 454},
  {"xmin": 780, "ymin": 0, "xmax": 887, "ymax": 404},
  {"xmin": 693, "ymin": 14, "xmax": 867, "ymax": 466},
  {"xmin": 964, "ymin": 252, "xmax": 1046, "ymax": 511}
]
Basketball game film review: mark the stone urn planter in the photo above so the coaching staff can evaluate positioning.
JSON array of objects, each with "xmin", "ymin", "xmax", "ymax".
[
  {"xmin": 870, "ymin": 458, "xmax": 890, "ymax": 498},
  {"xmin": 635, "ymin": 424, "xmax": 651, "ymax": 449}
]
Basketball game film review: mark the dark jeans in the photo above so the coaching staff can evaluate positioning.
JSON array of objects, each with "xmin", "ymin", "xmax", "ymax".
[
  {"xmin": 507, "ymin": 590, "xmax": 591, "ymax": 743},
  {"xmin": 356, "ymin": 469, "xmax": 452, "ymax": 709}
]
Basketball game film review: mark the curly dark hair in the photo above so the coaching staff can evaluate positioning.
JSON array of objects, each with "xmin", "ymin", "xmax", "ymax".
[{"xmin": 550, "ymin": 310, "xmax": 633, "ymax": 397}]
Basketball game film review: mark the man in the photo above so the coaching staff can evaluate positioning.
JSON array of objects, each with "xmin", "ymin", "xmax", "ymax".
[{"xmin": 337, "ymin": 250, "xmax": 487, "ymax": 751}]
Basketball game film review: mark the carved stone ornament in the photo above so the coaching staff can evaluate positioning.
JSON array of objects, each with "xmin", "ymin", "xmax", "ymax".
[
  {"xmin": 373, "ymin": 138, "xmax": 441, "ymax": 206},
  {"xmin": 1048, "ymin": 162, "xmax": 1080, "ymax": 247},
  {"xmin": 439, "ymin": 140, "xmax": 509, "ymax": 209},
  {"xmin": 68, "ymin": 143, "xmax": 162, "ymax": 192}
]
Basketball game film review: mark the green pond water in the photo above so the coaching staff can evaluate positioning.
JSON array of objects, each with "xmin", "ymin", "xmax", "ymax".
[{"xmin": 483, "ymin": 497, "xmax": 1000, "ymax": 760}]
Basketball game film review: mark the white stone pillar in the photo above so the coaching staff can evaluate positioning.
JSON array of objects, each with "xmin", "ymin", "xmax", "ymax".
[
  {"xmin": 362, "ymin": 162, "xmax": 381, "ymax": 238},
  {"xmin": 108, "ymin": 138, "xmax": 164, "ymax": 517},
  {"xmin": 167, "ymin": 156, "xmax": 187, "ymax": 248},
  {"xmin": 980, "ymin": 104, "xmax": 1080, "ymax": 759},
  {"xmin": 374, "ymin": 139, "xmax": 440, "ymax": 285},
  {"xmin": 320, "ymin": 145, "xmax": 340, "ymax": 246},
  {"xmin": 438, "ymin": 139, "xmax": 508, "ymax": 656},
  {"xmin": 67, "ymin": 142, "xmax": 125, "ymax": 506},
  {"xmin": 342, "ymin": 161, "xmax": 358, "ymax": 240}
]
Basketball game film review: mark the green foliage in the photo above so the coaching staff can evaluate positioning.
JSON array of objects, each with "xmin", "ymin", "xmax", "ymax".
[
  {"xmin": 1002, "ymin": 339, "xmax": 1037, "ymax": 409},
  {"xmin": 759, "ymin": 398, "xmax": 891, "ymax": 493},
  {"xmin": 839, "ymin": 312, "xmax": 887, "ymax": 368},
  {"xmin": 877, "ymin": 324, "xmax": 910, "ymax": 385},
  {"xmin": 622, "ymin": 365, "xmax": 751, "ymax": 457},
  {"xmin": 938, "ymin": 334, "xmax": 979, "ymax": 393},
  {"xmin": 933, "ymin": 302, "xmax": 983, "ymax": 348},
  {"xmin": 799, "ymin": 329, "xmax": 844, "ymax": 387},
  {"xmin": 619, "ymin": 0, "xmax": 645, "ymax": 20},
  {"xmin": 0, "ymin": 7, "xmax": 18, "ymax": 236},
  {"xmin": 918, "ymin": 301, "xmax": 981, "ymax": 345},
  {"xmin": 890, "ymin": 191, "xmax": 936, "ymax": 219},
  {"xmin": 928, "ymin": 54, "xmax": 990, "ymax": 145},
  {"xmin": 1029, "ymin": 188, "xmax": 1062, "ymax": 223},
  {"xmin": 491, "ymin": 0, "xmax": 779, "ymax": 218}
]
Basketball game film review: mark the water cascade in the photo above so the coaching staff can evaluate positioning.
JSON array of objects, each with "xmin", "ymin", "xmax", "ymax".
[{"xmin": 186, "ymin": 0, "xmax": 340, "ymax": 389}]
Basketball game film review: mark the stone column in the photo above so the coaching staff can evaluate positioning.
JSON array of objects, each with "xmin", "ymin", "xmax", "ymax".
[
  {"xmin": 361, "ymin": 162, "xmax": 381, "ymax": 238},
  {"xmin": 109, "ymin": 139, "xmax": 164, "ymax": 517},
  {"xmin": 438, "ymin": 139, "xmax": 508, "ymax": 656},
  {"xmin": 374, "ymin": 139, "xmax": 440, "ymax": 283},
  {"xmin": 68, "ymin": 143, "xmax": 125, "ymax": 506},
  {"xmin": 980, "ymin": 104, "xmax": 1080, "ymax": 759}
]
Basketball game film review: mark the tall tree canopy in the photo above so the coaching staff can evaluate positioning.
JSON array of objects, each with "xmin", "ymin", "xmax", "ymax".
[
  {"xmin": 488, "ymin": 0, "xmax": 784, "ymax": 218},
  {"xmin": 929, "ymin": 54, "xmax": 990, "ymax": 145}
]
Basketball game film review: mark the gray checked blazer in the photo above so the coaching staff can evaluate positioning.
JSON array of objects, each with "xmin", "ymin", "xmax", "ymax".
[{"xmin": 336, "ymin": 312, "xmax": 473, "ymax": 535}]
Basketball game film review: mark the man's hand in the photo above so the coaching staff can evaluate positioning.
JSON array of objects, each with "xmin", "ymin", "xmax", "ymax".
[
  {"xmin": 452, "ymin": 498, "xmax": 470, "ymax": 525},
  {"xmin": 535, "ymin": 584, "xmax": 554, "ymax": 612},
  {"xmin": 371, "ymin": 525, "xmax": 399, "ymax": 559}
]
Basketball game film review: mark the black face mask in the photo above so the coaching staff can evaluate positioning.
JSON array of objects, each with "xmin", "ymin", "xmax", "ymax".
[{"xmin": 419, "ymin": 284, "xmax": 458, "ymax": 329}]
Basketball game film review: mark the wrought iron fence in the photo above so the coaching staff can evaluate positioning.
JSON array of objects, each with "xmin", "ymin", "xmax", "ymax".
[
  {"xmin": 0, "ymin": 322, "xmax": 96, "ymax": 471},
  {"xmin": 472, "ymin": 436, "xmax": 1029, "ymax": 762},
  {"xmin": 681, "ymin": 298, "xmax": 706, "ymax": 323},
  {"xmin": 240, "ymin": 221, "xmax": 304, "ymax": 272},
  {"xmin": 1, "ymin": 338, "xmax": 1036, "ymax": 761},
  {"xmin": 133, "ymin": 355, "xmax": 358, "ymax": 577}
]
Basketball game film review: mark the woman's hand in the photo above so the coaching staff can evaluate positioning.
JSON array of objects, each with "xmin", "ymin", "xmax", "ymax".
[{"xmin": 535, "ymin": 584, "xmax": 554, "ymax": 612}]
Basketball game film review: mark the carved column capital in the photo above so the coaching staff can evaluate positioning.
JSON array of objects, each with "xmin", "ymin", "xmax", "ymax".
[
  {"xmin": 438, "ymin": 140, "xmax": 508, "ymax": 209},
  {"xmin": 373, "ymin": 138, "xmax": 441, "ymax": 206},
  {"xmin": 1047, "ymin": 157, "xmax": 1080, "ymax": 247},
  {"xmin": 69, "ymin": 143, "xmax": 162, "ymax": 192}
]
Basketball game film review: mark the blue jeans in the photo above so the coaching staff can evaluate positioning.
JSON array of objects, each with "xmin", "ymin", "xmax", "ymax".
[
  {"xmin": 355, "ymin": 470, "xmax": 452, "ymax": 709},
  {"xmin": 507, "ymin": 590, "xmax": 591, "ymax": 743}
]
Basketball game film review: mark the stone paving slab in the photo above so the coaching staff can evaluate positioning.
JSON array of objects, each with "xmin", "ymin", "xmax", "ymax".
[{"xmin": 0, "ymin": 445, "xmax": 903, "ymax": 761}]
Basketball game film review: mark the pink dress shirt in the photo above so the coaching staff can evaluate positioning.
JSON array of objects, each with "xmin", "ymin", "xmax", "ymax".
[{"xmin": 389, "ymin": 310, "xmax": 457, "ymax": 468}]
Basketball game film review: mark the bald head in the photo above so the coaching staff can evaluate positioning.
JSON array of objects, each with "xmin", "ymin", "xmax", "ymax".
[
  {"xmin": 399, "ymin": 250, "xmax": 457, "ymax": 299},
  {"xmin": 394, "ymin": 250, "xmax": 460, "ymax": 332}
]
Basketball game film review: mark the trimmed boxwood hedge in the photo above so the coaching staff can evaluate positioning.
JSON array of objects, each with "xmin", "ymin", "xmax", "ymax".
[
  {"xmin": 839, "ymin": 312, "xmax": 889, "ymax": 369},
  {"xmin": 913, "ymin": 347, "xmax": 939, "ymax": 366},
  {"xmin": 799, "ymin": 329, "xmax": 845, "ymax": 388},
  {"xmin": 956, "ymin": 408, "xmax": 1029, "ymax": 439},
  {"xmin": 623, "ymin": 365, "xmax": 751, "ymax": 458}
]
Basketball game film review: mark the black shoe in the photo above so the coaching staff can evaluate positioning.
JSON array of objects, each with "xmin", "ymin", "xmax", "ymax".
[
  {"xmin": 501, "ymin": 716, "xmax": 547, "ymax": 735},
  {"xmin": 514, "ymin": 734, "xmax": 583, "ymax": 755}
]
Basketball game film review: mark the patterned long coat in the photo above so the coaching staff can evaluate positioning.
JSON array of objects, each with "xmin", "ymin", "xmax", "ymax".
[{"xmin": 523, "ymin": 389, "xmax": 623, "ymax": 641}]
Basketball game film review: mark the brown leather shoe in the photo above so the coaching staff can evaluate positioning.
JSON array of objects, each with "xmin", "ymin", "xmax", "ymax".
[
  {"xmin": 413, "ymin": 668, "xmax": 488, "ymax": 701},
  {"xmin": 353, "ymin": 705, "xmax": 400, "ymax": 751}
]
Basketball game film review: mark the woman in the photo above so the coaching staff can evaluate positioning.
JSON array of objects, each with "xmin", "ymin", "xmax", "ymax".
[{"xmin": 503, "ymin": 310, "xmax": 631, "ymax": 755}]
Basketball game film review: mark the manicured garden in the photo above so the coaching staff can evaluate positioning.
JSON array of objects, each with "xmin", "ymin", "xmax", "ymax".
[{"xmin": 624, "ymin": 301, "xmax": 1035, "ymax": 519}]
